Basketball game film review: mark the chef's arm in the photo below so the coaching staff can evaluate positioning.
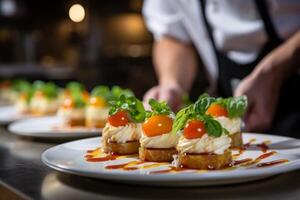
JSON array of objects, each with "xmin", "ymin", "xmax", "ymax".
[
  {"xmin": 235, "ymin": 30, "xmax": 300, "ymax": 132},
  {"xmin": 253, "ymin": 30, "xmax": 300, "ymax": 83},
  {"xmin": 143, "ymin": 36, "xmax": 198, "ymax": 110},
  {"xmin": 154, "ymin": 36, "xmax": 198, "ymax": 92}
]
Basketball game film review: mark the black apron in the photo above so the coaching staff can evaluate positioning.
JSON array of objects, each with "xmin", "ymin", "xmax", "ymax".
[{"xmin": 200, "ymin": 0, "xmax": 300, "ymax": 137}]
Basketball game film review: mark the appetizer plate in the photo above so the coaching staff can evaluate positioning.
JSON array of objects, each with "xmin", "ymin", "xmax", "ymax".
[
  {"xmin": 42, "ymin": 133, "xmax": 300, "ymax": 186},
  {"xmin": 9, "ymin": 116, "xmax": 102, "ymax": 139},
  {"xmin": 0, "ymin": 105, "xmax": 32, "ymax": 125}
]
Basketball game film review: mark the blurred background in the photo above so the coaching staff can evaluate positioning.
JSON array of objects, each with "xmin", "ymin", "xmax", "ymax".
[
  {"xmin": 0, "ymin": 0, "xmax": 207, "ymax": 99},
  {"xmin": 0, "ymin": 0, "xmax": 155, "ymax": 98}
]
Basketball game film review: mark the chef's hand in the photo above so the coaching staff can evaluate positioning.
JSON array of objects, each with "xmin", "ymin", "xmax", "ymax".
[
  {"xmin": 143, "ymin": 84, "xmax": 184, "ymax": 112},
  {"xmin": 235, "ymin": 72, "xmax": 280, "ymax": 132},
  {"xmin": 235, "ymin": 30, "xmax": 300, "ymax": 132}
]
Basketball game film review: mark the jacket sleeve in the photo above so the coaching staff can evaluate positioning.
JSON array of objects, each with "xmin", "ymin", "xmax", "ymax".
[{"xmin": 142, "ymin": 0, "xmax": 191, "ymax": 43}]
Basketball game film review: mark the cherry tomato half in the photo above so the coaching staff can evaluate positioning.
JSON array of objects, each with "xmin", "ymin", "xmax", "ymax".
[
  {"xmin": 108, "ymin": 110, "xmax": 129, "ymax": 127},
  {"xmin": 183, "ymin": 120, "xmax": 206, "ymax": 139}
]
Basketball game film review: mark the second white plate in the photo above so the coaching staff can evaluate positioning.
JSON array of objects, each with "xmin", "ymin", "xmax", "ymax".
[
  {"xmin": 9, "ymin": 116, "xmax": 102, "ymax": 139},
  {"xmin": 0, "ymin": 105, "xmax": 32, "ymax": 125}
]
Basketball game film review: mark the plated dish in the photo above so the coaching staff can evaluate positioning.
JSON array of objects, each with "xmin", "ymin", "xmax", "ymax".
[
  {"xmin": 0, "ymin": 79, "xmax": 134, "ymax": 128},
  {"xmin": 42, "ymin": 94, "xmax": 300, "ymax": 186},
  {"xmin": 0, "ymin": 80, "xmax": 60, "ymax": 124}
]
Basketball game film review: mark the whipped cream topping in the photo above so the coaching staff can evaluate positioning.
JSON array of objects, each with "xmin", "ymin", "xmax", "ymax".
[
  {"xmin": 57, "ymin": 107, "xmax": 85, "ymax": 119},
  {"xmin": 140, "ymin": 132, "xmax": 180, "ymax": 148},
  {"xmin": 177, "ymin": 134, "xmax": 231, "ymax": 155},
  {"xmin": 86, "ymin": 106, "xmax": 109, "ymax": 120},
  {"xmin": 103, "ymin": 123, "xmax": 142, "ymax": 144},
  {"xmin": 30, "ymin": 97, "xmax": 59, "ymax": 113},
  {"xmin": 16, "ymin": 99, "xmax": 29, "ymax": 113},
  {"xmin": 214, "ymin": 116, "xmax": 242, "ymax": 135}
]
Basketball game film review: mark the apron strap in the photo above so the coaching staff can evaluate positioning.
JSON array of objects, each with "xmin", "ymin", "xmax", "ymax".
[
  {"xmin": 199, "ymin": 0, "xmax": 217, "ymax": 53},
  {"xmin": 254, "ymin": 0, "xmax": 282, "ymax": 42}
]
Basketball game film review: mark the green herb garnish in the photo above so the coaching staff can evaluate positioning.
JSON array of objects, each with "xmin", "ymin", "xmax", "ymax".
[
  {"xmin": 40, "ymin": 82, "xmax": 58, "ymax": 99},
  {"xmin": 71, "ymin": 90, "xmax": 87, "ymax": 108},
  {"xmin": 224, "ymin": 96, "xmax": 247, "ymax": 118},
  {"xmin": 109, "ymin": 95, "xmax": 145, "ymax": 123},
  {"xmin": 66, "ymin": 82, "xmax": 85, "ymax": 93},
  {"xmin": 194, "ymin": 93, "xmax": 216, "ymax": 115},
  {"xmin": 108, "ymin": 86, "xmax": 134, "ymax": 101},
  {"xmin": 192, "ymin": 93, "xmax": 248, "ymax": 119},
  {"xmin": 31, "ymin": 81, "xmax": 59, "ymax": 99},
  {"xmin": 91, "ymin": 86, "xmax": 110, "ymax": 98},
  {"xmin": 146, "ymin": 99, "xmax": 173, "ymax": 118},
  {"xmin": 172, "ymin": 103, "xmax": 223, "ymax": 137}
]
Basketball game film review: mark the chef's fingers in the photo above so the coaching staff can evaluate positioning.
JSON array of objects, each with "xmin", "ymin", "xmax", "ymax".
[
  {"xmin": 245, "ymin": 103, "xmax": 272, "ymax": 132},
  {"xmin": 143, "ymin": 86, "xmax": 159, "ymax": 109},
  {"xmin": 159, "ymin": 87, "xmax": 182, "ymax": 112}
]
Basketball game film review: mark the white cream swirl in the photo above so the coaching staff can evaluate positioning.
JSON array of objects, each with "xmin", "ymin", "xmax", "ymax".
[
  {"xmin": 86, "ymin": 106, "xmax": 109, "ymax": 121},
  {"xmin": 57, "ymin": 107, "xmax": 85, "ymax": 119},
  {"xmin": 16, "ymin": 99, "xmax": 29, "ymax": 113},
  {"xmin": 140, "ymin": 132, "xmax": 180, "ymax": 148},
  {"xmin": 177, "ymin": 134, "xmax": 231, "ymax": 155},
  {"xmin": 103, "ymin": 123, "xmax": 142, "ymax": 144},
  {"xmin": 30, "ymin": 97, "xmax": 59, "ymax": 114},
  {"xmin": 214, "ymin": 116, "xmax": 242, "ymax": 135}
]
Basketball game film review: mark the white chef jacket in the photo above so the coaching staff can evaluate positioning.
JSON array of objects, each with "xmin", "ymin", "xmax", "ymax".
[{"xmin": 143, "ymin": 0, "xmax": 300, "ymax": 91}]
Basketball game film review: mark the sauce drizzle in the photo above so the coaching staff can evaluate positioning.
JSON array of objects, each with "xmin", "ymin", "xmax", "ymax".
[
  {"xmin": 84, "ymin": 143, "xmax": 289, "ymax": 174},
  {"xmin": 256, "ymin": 140, "xmax": 271, "ymax": 153},
  {"xmin": 256, "ymin": 159, "xmax": 289, "ymax": 168}
]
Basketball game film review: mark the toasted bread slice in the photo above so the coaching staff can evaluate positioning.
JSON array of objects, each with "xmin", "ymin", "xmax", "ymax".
[
  {"xmin": 86, "ymin": 118, "xmax": 106, "ymax": 128},
  {"xmin": 139, "ymin": 147, "xmax": 177, "ymax": 162},
  {"xmin": 178, "ymin": 149, "xmax": 232, "ymax": 169},
  {"xmin": 67, "ymin": 118, "xmax": 85, "ymax": 127},
  {"xmin": 31, "ymin": 109, "xmax": 56, "ymax": 116},
  {"xmin": 103, "ymin": 140, "xmax": 140, "ymax": 155},
  {"xmin": 230, "ymin": 132, "xmax": 243, "ymax": 148}
]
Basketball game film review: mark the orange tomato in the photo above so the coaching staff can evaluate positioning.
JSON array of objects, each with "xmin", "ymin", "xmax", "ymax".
[
  {"xmin": 183, "ymin": 120, "xmax": 206, "ymax": 139},
  {"xmin": 142, "ymin": 115, "xmax": 173, "ymax": 137},
  {"xmin": 206, "ymin": 103, "xmax": 228, "ymax": 117},
  {"xmin": 89, "ymin": 96, "xmax": 106, "ymax": 107},
  {"xmin": 82, "ymin": 91, "xmax": 90, "ymax": 102},
  {"xmin": 62, "ymin": 98, "xmax": 74, "ymax": 109},
  {"xmin": 35, "ymin": 90, "xmax": 44, "ymax": 98},
  {"xmin": 108, "ymin": 110, "xmax": 129, "ymax": 127},
  {"xmin": 19, "ymin": 93, "xmax": 28, "ymax": 101}
]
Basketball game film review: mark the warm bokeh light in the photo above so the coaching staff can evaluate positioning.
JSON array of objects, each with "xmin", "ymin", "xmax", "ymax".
[{"xmin": 69, "ymin": 4, "xmax": 85, "ymax": 23}]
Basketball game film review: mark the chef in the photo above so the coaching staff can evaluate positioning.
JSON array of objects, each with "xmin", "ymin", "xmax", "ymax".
[{"xmin": 142, "ymin": 0, "xmax": 300, "ymax": 136}]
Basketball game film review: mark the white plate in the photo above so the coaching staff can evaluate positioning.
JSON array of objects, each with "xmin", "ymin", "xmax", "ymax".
[
  {"xmin": 42, "ymin": 133, "xmax": 300, "ymax": 186},
  {"xmin": 0, "ymin": 105, "xmax": 33, "ymax": 125},
  {"xmin": 9, "ymin": 116, "xmax": 102, "ymax": 139}
]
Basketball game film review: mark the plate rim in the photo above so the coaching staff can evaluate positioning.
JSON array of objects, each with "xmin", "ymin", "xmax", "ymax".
[
  {"xmin": 41, "ymin": 133, "xmax": 300, "ymax": 183},
  {"xmin": 8, "ymin": 116, "xmax": 102, "ymax": 138}
]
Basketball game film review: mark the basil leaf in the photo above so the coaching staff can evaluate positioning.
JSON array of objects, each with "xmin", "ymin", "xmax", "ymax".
[
  {"xmin": 226, "ymin": 96, "xmax": 248, "ymax": 118},
  {"xmin": 33, "ymin": 80, "xmax": 45, "ymax": 91},
  {"xmin": 172, "ymin": 105, "xmax": 192, "ymax": 134},
  {"xmin": 147, "ymin": 99, "xmax": 172, "ymax": 117},
  {"xmin": 71, "ymin": 90, "xmax": 86, "ymax": 108},
  {"xmin": 41, "ymin": 82, "xmax": 58, "ymax": 99},
  {"xmin": 194, "ymin": 93, "xmax": 216, "ymax": 114},
  {"xmin": 204, "ymin": 116, "xmax": 223, "ymax": 137},
  {"xmin": 109, "ymin": 86, "xmax": 134, "ymax": 101},
  {"xmin": 66, "ymin": 82, "xmax": 85, "ymax": 93},
  {"xmin": 91, "ymin": 86, "xmax": 110, "ymax": 98},
  {"xmin": 108, "ymin": 95, "xmax": 145, "ymax": 122}
]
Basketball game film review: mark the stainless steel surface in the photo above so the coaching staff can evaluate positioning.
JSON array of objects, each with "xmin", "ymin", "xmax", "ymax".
[{"xmin": 1, "ymin": 126, "xmax": 300, "ymax": 200}]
